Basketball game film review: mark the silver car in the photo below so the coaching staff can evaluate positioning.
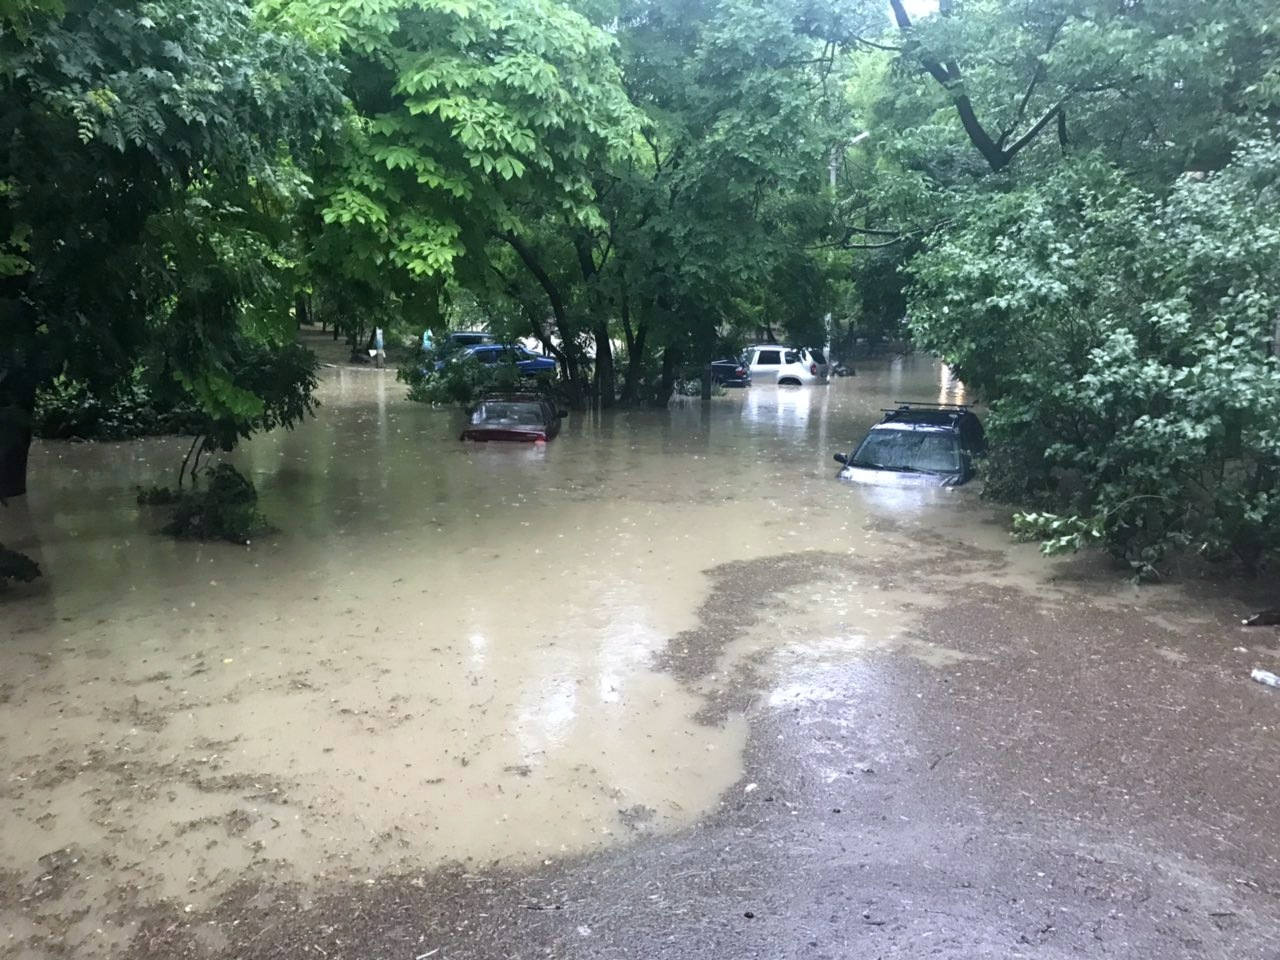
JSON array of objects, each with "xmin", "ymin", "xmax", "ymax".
[{"xmin": 744, "ymin": 344, "xmax": 829, "ymax": 386}]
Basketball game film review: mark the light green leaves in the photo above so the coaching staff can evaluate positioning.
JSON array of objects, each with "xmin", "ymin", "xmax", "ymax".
[{"xmin": 280, "ymin": 0, "xmax": 641, "ymax": 287}]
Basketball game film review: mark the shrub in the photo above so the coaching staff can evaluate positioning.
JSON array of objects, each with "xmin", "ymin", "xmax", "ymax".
[
  {"xmin": 34, "ymin": 372, "xmax": 203, "ymax": 441},
  {"xmin": 399, "ymin": 353, "xmax": 556, "ymax": 407},
  {"xmin": 910, "ymin": 142, "xmax": 1280, "ymax": 577},
  {"xmin": 0, "ymin": 543, "xmax": 40, "ymax": 586},
  {"xmin": 146, "ymin": 464, "xmax": 270, "ymax": 544}
]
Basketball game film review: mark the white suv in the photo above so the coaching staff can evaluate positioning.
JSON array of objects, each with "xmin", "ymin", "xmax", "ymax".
[{"xmin": 744, "ymin": 345, "xmax": 829, "ymax": 386}]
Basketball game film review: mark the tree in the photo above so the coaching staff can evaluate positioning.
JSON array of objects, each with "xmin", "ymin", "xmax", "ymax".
[
  {"xmin": 266, "ymin": 0, "xmax": 641, "ymax": 406},
  {"xmin": 485, "ymin": 0, "xmax": 857, "ymax": 406},
  {"xmin": 884, "ymin": 0, "xmax": 1280, "ymax": 176},
  {"xmin": 0, "ymin": 0, "xmax": 342, "ymax": 498},
  {"xmin": 846, "ymin": 0, "xmax": 1280, "ymax": 573}
]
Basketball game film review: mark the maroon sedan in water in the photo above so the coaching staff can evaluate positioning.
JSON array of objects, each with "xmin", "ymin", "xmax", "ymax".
[{"xmin": 460, "ymin": 396, "xmax": 566, "ymax": 443}]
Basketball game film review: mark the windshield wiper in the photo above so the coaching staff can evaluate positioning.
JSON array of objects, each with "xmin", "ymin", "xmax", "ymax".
[{"xmin": 851, "ymin": 460, "xmax": 945, "ymax": 475}]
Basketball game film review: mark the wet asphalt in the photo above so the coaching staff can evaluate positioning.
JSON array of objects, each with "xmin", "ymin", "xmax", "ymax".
[{"xmin": 123, "ymin": 557, "xmax": 1280, "ymax": 960}]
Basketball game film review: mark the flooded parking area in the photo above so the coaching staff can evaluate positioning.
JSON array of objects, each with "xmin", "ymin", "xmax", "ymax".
[{"xmin": 3, "ymin": 358, "xmax": 1279, "ymax": 959}]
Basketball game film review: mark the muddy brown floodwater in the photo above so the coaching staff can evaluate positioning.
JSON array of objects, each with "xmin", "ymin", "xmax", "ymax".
[{"xmin": 2, "ymin": 357, "xmax": 1279, "ymax": 960}]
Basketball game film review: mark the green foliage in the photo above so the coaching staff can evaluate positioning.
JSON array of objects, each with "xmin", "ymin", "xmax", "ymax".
[
  {"xmin": 268, "ymin": 0, "xmax": 641, "ymax": 288},
  {"xmin": 833, "ymin": 0, "xmax": 1280, "ymax": 576},
  {"xmin": 136, "ymin": 485, "xmax": 181, "ymax": 506},
  {"xmin": 188, "ymin": 342, "xmax": 321, "ymax": 454},
  {"xmin": 155, "ymin": 464, "xmax": 270, "ymax": 544},
  {"xmin": 1, "ymin": 0, "xmax": 342, "ymax": 495},
  {"xmin": 0, "ymin": 542, "xmax": 41, "ymax": 586},
  {"xmin": 400, "ymin": 352, "xmax": 553, "ymax": 407},
  {"xmin": 911, "ymin": 141, "xmax": 1280, "ymax": 575},
  {"xmin": 34, "ymin": 372, "xmax": 203, "ymax": 441}
]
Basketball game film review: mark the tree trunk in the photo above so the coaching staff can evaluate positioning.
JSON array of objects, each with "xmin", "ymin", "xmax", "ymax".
[
  {"xmin": 621, "ymin": 326, "xmax": 648, "ymax": 405},
  {"xmin": 594, "ymin": 323, "xmax": 615, "ymax": 409},
  {"xmin": 501, "ymin": 231, "xmax": 590, "ymax": 409},
  {"xmin": 0, "ymin": 380, "xmax": 35, "ymax": 499},
  {"xmin": 658, "ymin": 347, "xmax": 678, "ymax": 406},
  {"xmin": 295, "ymin": 293, "xmax": 310, "ymax": 329}
]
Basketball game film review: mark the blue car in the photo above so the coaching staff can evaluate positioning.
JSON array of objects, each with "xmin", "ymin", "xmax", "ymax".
[{"xmin": 436, "ymin": 343, "xmax": 557, "ymax": 377}]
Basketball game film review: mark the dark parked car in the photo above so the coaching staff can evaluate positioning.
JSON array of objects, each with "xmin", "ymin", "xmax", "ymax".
[
  {"xmin": 436, "ymin": 344, "xmax": 558, "ymax": 377},
  {"xmin": 461, "ymin": 395, "xmax": 566, "ymax": 443},
  {"xmin": 710, "ymin": 357, "xmax": 751, "ymax": 387},
  {"xmin": 834, "ymin": 402, "xmax": 985, "ymax": 487},
  {"xmin": 448, "ymin": 331, "xmax": 495, "ymax": 347}
]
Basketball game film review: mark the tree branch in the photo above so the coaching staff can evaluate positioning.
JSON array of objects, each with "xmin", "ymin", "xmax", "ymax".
[
  {"xmin": 851, "ymin": 34, "xmax": 902, "ymax": 52},
  {"xmin": 498, "ymin": 232, "xmax": 573, "ymax": 339},
  {"xmin": 889, "ymin": 0, "xmax": 1067, "ymax": 173},
  {"xmin": 998, "ymin": 62, "xmax": 1045, "ymax": 150},
  {"xmin": 887, "ymin": 0, "xmax": 913, "ymax": 30},
  {"xmin": 1004, "ymin": 101, "xmax": 1065, "ymax": 160}
]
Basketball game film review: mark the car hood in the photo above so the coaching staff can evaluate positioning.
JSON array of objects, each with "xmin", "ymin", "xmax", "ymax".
[
  {"xmin": 837, "ymin": 465, "xmax": 963, "ymax": 488},
  {"xmin": 462, "ymin": 425, "xmax": 548, "ymax": 441}
]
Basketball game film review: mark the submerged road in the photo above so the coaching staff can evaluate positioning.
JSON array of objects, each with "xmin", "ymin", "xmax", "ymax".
[{"xmin": 3, "ymin": 358, "xmax": 1278, "ymax": 959}]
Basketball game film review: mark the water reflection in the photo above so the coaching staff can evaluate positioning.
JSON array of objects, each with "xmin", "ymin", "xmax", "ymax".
[{"xmin": 938, "ymin": 362, "xmax": 968, "ymax": 406}]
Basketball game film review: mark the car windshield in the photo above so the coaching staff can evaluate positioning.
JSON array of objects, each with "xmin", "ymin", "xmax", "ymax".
[
  {"xmin": 852, "ymin": 428, "xmax": 961, "ymax": 473},
  {"xmin": 471, "ymin": 402, "xmax": 543, "ymax": 426}
]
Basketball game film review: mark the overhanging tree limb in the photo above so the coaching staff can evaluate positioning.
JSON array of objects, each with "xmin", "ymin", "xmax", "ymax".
[{"xmin": 887, "ymin": 0, "xmax": 1064, "ymax": 173}]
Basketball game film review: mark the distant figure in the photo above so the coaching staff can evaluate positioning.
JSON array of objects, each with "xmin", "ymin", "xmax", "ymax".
[
  {"xmin": 422, "ymin": 328, "xmax": 434, "ymax": 354},
  {"xmin": 373, "ymin": 326, "xmax": 385, "ymax": 369}
]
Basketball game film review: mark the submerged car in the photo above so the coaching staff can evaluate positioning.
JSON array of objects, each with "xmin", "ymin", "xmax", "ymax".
[
  {"xmin": 744, "ymin": 344, "xmax": 828, "ymax": 386},
  {"xmin": 805, "ymin": 347, "xmax": 831, "ymax": 379},
  {"xmin": 437, "ymin": 344, "xmax": 557, "ymax": 377},
  {"xmin": 710, "ymin": 356, "xmax": 752, "ymax": 387},
  {"xmin": 461, "ymin": 395, "xmax": 566, "ymax": 443},
  {"xmin": 834, "ymin": 403, "xmax": 985, "ymax": 487}
]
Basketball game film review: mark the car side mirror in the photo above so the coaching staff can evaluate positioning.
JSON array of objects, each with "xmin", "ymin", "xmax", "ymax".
[{"xmin": 833, "ymin": 453, "xmax": 847, "ymax": 465}]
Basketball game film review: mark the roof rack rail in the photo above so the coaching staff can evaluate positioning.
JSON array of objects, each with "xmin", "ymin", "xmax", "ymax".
[{"xmin": 889, "ymin": 400, "xmax": 969, "ymax": 410}]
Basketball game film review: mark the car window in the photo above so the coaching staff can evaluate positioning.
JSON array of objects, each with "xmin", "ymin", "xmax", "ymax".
[
  {"xmin": 756, "ymin": 350, "xmax": 781, "ymax": 365},
  {"xmin": 809, "ymin": 349, "xmax": 826, "ymax": 364},
  {"xmin": 853, "ymin": 429, "xmax": 962, "ymax": 473},
  {"xmin": 472, "ymin": 402, "xmax": 542, "ymax": 424},
  {"xmin": 473, "ymin": 348, "xmax": 498, "ymax": 364},
  {"xmin": 784, "ymin": 350, "xmax": 799, "ymax": 364}
]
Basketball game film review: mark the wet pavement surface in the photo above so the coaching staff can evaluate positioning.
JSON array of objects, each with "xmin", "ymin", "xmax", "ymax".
[{"xmin": 2, "ymin": 358, "xmax": 1278, "ymax": 959}]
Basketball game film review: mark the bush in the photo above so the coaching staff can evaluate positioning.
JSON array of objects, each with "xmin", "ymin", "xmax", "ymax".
[
  {"xmin": 399, "ymin": 353, "xmax": 556, "ymax": 407},
  {"xmin": 0, "ymin": 543, "xmax": 40, "ymax": 586},
  {"xmin": 145, "ymin": 464, "xmax": 270, "ymax": 544},
  {"xmin": 34, "ymin": 372, "xmax": 203, "ymax": 441},
  {"xmin": 910, "ymin": 142, "xmax": 1280, "ymax": 578}
]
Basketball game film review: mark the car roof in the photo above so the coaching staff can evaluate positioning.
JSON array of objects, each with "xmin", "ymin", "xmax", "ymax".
[{"xmin": 870, "ymin": 421, "xmax": 958, "ymax": 434}]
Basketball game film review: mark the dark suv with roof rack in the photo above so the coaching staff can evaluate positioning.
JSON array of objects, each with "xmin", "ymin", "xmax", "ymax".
[{"xmin": 833, "ymin": 402, "xmax": 985, "ymax": 487}]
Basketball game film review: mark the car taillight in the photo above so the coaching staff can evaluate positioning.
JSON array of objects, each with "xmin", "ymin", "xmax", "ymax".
[
  {"xmin": 735, "ymin": 367, "xmax": 745, "ymax": 376},
  {"xmin": 810, "ymin": 363, "xmax": 817, "ymax": 375}
]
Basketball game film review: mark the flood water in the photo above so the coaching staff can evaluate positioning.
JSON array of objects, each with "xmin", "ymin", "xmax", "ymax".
[{"xmin": 2, "ymin": 358, "xmax": 1091, "ymax": 953}]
